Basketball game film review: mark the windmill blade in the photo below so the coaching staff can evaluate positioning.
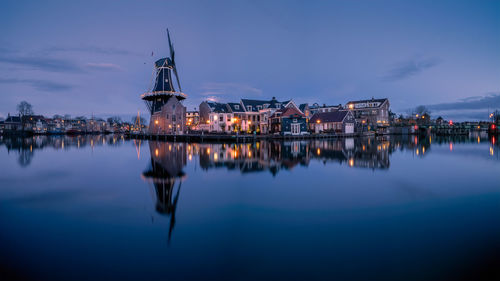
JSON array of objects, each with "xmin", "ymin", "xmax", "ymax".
[
  {"xmin": 173, "ymin": 66, "xmax": 182, "ymax": 92},
  {"xmin": 167, "ymin": 29, "xmax": 175, "ymax": 62}
]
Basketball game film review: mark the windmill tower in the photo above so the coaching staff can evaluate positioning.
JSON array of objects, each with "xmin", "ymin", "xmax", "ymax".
[{"xmin": 141, "ymin": 29, "xmax": 187, "ymax": 134}]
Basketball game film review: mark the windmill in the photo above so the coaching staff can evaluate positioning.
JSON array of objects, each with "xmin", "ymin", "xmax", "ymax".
[{"xmin": 141, "ymin": 29, "xmax": 186, "ymax": 115}]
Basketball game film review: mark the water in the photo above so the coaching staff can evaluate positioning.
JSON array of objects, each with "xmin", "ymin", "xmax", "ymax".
[{"xmin": 1, "ymin": 134, "xmax": 499, "ymax": 281}]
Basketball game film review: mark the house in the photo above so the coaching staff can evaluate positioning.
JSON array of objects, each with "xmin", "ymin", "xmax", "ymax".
[
  {"xmin": 240, "ymin": 97, "xmax": 289, "ymax": 133},
  {"xmin": 186, "ymin": 111, "xmax": 199, "ymax": 130},
  {"xmin": 270, "ymin": 102, "xmax": 308, "ymax": 135},
  {"xmin": 150, "ymin": 97, "xmax": 186, "ymax": 135},
  {"xmin": 199, "ymin": 101, "xmax": 234, "ymax": 132},
  {"xmin": 345, "ymin": 98, "xmax": 390, "ymax": 126},
  {"xmin": 4, "ymin": 115, "xmax": 22, "ymax": 132},
  {"xmin": 298, "ymin": 104, "xmax": 311, "ymax": 119},
  {"xmin": 309, "ymin": 110, "xmax": 355, "ymax": 134},
  {"xmin": 227, "ymin": 102, "xmax": 248, "ymax": 132}
]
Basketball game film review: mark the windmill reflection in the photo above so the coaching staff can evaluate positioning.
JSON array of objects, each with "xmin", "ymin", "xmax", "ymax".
[{"xmin": 142, "ymin": 142, "xmax": 186, "ymax": 244}]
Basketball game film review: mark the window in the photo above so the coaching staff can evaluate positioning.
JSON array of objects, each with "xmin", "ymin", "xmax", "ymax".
[
  {"xmin": 172, "ymin": 115, "xmax": 176, "ymax": 121},
  {"xmin": 166, "ymin": 114, "xmax": 169, "ymax": 119},
  {"xmin": 276, "ymin": 103, "xmax": 281, "ymax": 108},
  {"xmin": 293, "ymin": 118, "xmax": 297, "ymax": 122},
  {"xmin": 235, "ymin": 104, "xmax": 240, "ymax": 110},
  {"xmin": 247, "ymin": 106, "xmax": 252, "ymax": 111},
  {"xmin": 257, "ymin": 105, "xmax": 262, "ymax": 110},
  {"xmin": 219, "ymin": 116, "xmax": 223, "ymax": 122}
]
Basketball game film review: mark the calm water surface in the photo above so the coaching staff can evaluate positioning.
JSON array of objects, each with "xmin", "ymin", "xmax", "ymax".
[{"xmin": 1, "ymin": 135, "xmax": 499, "ymax": 281}]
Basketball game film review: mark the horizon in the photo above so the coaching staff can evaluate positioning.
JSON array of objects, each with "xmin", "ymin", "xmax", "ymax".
[{"xmin": 1, "ymin": 0, "xmax": 499, "ymax": 121}]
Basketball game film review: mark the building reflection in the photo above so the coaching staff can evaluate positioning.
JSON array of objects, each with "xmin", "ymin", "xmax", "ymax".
[{"xmin": 142, "ymin": 141, "xmax": 186, "ymax": 244}]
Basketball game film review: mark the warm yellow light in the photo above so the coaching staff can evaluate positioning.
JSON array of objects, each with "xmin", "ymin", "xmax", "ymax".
[
  {"xmin": 155, "ymin": 120, "xmax": 159, "ymax": 125},
  {"xmin": 348, "ymin": 104, "xmax": 354, "ymax": 109},
  {"xmin": 206, "ymin": 120, "xmax": 210, "ymax": 124},
  {"xmin": 248, "ymin": 121, "xmax": 252, "ymax": 125},
  {"xmin": 316, "ymin": 119, "xmax": 320, "ymax": 124},
  {"xmin": 349, "ymin": 158, "xmax": 354, "ymax": 167},
  {"xmin": 214, "ymin": 153, "xmax": 218, "ymax": 160},
  {"xmin": 155, "ymin": 148, "xmax": 159, "ymax": 157},
  {"xmin": 317, "ymin": 148, "xmax": 321, "ymax": 155}
]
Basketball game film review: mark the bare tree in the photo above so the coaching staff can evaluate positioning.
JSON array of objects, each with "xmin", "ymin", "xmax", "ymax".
[
  {"xmin": 17, "ymin": 101, "xmax": 33, "ymax": 131},
  {"xmin": 17, "ymin": 101, "xmax": 33, "ymax": 117}
]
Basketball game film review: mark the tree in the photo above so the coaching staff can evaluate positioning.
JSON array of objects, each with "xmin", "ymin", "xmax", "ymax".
[
  {"xmin": 414, "ymin": 105, "xmax": 431, "ymax": 117},
  {"xmin": 17, "ymin": 101, "xmax": 33, "ymax": 117}
]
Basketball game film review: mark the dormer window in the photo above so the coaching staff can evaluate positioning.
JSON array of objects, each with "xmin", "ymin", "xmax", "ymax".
[
  {"xmin": 276, "ymin": 103, "xmax": 281, "ymax": 108},
  {"xmin": 235, "ymin": 104, "xmax": 239, "ymax": 110},
  {"xmin": 257, "ymin": 105, "xmax": 262, "ymax": 110},
  {"xmin": 247, "ymin": 106, "xmax": 252, "ymax": 111}
]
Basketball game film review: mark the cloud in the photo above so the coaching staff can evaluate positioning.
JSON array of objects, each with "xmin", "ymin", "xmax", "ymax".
[
  {"xmin": 427, "ymin": 92, "xmax": 500, "ymax": 111},
  {"xmin": 0, "ymin": 55, "xmax": 83, "ymax": 73},
  {"xmin": 383, "ymin": 57, "xmax": 441, "ymax": 81},
  {"xmin": 199, "ymin": 82, "xmax": 263, "ymax": 100},
  {"xmin": 0, "ymin": 78, "xmax": 73, "ymax": 92},
  {"xmin": 85, "ymin": 62, "xmax": 122, "ymax": 71},
  {"xmin": 44, "ymin": 46, "xmax": 141, "ymax": 56}
]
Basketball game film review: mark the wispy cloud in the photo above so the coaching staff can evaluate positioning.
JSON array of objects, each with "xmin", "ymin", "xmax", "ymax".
[
  {"xmin": 0, "ymin": 78, "xmax": 73, "ymax": 92},
  {"xmin": 44, "ymin": 46, "xmax": 141, "ymax": 56},
  {"xmin": 200, "ymin": 82, "xmax": 263, "ymax": 101},
  {"xmin": 427, "ymin": 92, "xmax": 500, "ymax": 111},
  {"xmin": 383, "ymin": 57, "xmax": 441, "ymax": 81},
  {"xmin": 85, "ymin": 62, "xmax": 122, "ymax": 71},
  {"xmin": 0, "ymin": 55, "xmax": 83, "ymax": 73}
]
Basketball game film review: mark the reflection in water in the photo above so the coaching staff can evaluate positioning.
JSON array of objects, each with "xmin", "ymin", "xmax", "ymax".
[{"xmin": 142, "ymin": 142, "xmax": 186, "ymax": 244}]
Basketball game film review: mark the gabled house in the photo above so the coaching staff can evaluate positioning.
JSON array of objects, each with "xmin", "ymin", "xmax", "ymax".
[
  {"xmin": 199, "ymin": 101, "xmax": 234, "ymax": 132},
  {"xmin": 345, "ymin": 98, "xmax": 390, "ymax": 126},
  {"xmin": 309, "ymin": 110, "xmax": 355, "ymax": 134},
  {"xmin": 270, "ymin": 102, "xmax": 308, "ymax": 136},
  {"xmin": 4, "ymin": 115, "xmax": 22, "ymax": 132}
]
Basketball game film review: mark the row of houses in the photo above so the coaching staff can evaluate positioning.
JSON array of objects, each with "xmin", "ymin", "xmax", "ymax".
[
  {"xmin": 194, "ymin": 97, "xmax": 390, "ymax": 135},
  {"xmin": 0, "ymin": 114, "xmax": 143, "ymax": 135}
]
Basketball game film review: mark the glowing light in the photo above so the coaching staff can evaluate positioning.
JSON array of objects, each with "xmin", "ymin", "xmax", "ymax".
[
  {"xmin": 449, "ymin": 143, "xmax": 453, "ymax": 152},
  {"xmin": 155, "ymin": 120, "xmax": 159, "ymax": 125},
  {"xmin": 214, "ymin": 153, "xmax": 218, "ymax": 160},
  {"xmin": 348, "ymin": 104, "xmax": 354, "ymax": 109},
  {"xmin": 207, "ymin": 148, "xmax": 210, "ymax": 154},
  {"xmin": 449, "ymin": 120, "xmax": 453, "ymax": 126},
  {"xmin": 316, "ymin": 119, "xmax": 321, "ymax": 124},
  {"xmin": 317, "ymin": 148, "xmax": 321, "ymax": 155},
  {"xmin": 490, "ymin": 147, "xmax": 494, "ymax": 156},
  {"xmin": 189, "ymin": 154, "xmax": 192, "ymax": 161},
  {"xmin": 206, "ymin": 120, "xmax": 210, "ymax": 124},
  {"xmin": 155, "ymin": 148, "xmax": 159, "ymax": 157},
  {"xmin": 416, "ymin": 148, "xmax": 419, "ymax": 155},
  {"xmin": 349, "ymin": 158, "xmax": 354, "ymax": 167}
]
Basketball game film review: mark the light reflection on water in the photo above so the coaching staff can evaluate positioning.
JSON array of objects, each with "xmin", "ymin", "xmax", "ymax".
[{"xmin": 0, "ymin": 134, "xmax": 499, "ymax": 281}]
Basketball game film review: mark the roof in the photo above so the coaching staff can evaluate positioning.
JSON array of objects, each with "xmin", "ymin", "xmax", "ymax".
[
  {"xmin": 309, "ymin": 110, "xmax": 351, "ymax": 123},
  {"xmin": 241, "ymin": 97, "xmax": 290, "ymax": 111},
  {"xmin": 280, "ymin": 106, "xmax": 305, "ymax": 118},
  {"xmin": 206, "ymin": 102, "xmax": 230, "ymax": 113},
  {"xmin": 5, "ymin": 116, "xmax": 21, "ymax": 123},
  {"xmin": 298, "ymin": 103, "xmax": 308, "ymax": 112},
  {"xmin": 227, "ymin": 102, "xmax": 245, "ymax": 113},
  {"xmin": 346, "ymin": 98, "xmax": 388, "ymax": 108}
]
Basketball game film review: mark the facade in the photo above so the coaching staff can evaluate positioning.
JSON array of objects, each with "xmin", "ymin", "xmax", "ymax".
[
  {"xmin": 345, "ymin": 98, "xmax": 390, "ymax": 126},
  {"xmin": 150, "ymin": 98, "xmax": 186, "ymax": 134},
  {"xmin": 186, "ymin": 111, "xmax": 199, "ymax": 130},
  {"xmin": 4, "ymin": 115, "xmax": 22, "ymax": 132},
  {"xmin": 270, "ymin": 103, "xmax": 308, "ymax": 135},
  {"xmin": 199, "ymin": 101, "xmax": 234, "ymax": 132},
  {"xmin": 309, "ymin": 110, "xmax": 355, "ymax": 134}
]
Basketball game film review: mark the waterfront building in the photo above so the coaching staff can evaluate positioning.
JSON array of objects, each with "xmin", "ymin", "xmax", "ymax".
[
  {"xmin": 141, "ymin": 30, "xmax": 187, "ymax": 135},
  {"xmin": 241, "ymin": 97, "xmax": 289, "ymax": 133},
  {"xmin": 4, "ymin": 115, "xmax": 22, "ymax": 132},
  {"xmin": 270, "ymin": 102, "xmax": 308, "ymax": 135},
  {"xmin": 199, "ymin": 101, "xmax": 234, "ymax": 132},
  {"xmin": 345, "ymin": 98, "xmax": 390, "ymax": 126},
  {"xmin": 186, "ymin": 110, "xmax": 199, "ymax": 130},
  {"xmin": 227, "ymin": 102, "xmax": 247, "ymax": 132},
  {"xmin": 309, "ymin": 110, "xmax": 355, "ymax": 134}
]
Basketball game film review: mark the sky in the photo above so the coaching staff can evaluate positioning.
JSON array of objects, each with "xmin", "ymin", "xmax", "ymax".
[{"xmin": 0, "ymin": 0, "xmax": 499, "ymax": 121}]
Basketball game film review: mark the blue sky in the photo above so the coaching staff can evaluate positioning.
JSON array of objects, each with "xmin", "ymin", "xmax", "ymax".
[{"xmin": 0, "ymin": 0, "xmax": 499, "ymax": 121}]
